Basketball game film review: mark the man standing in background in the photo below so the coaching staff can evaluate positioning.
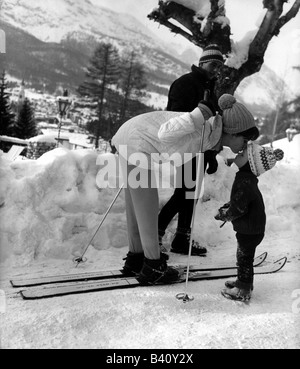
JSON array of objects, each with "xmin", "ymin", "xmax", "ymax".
[{"xmin": 158, "ymin": 44, "xmax": 224, "ymax": 256}]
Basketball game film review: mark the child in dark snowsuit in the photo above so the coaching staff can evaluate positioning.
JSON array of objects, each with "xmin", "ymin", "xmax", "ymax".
[{"xmin": 215, "ymin": 142, "xmax": 284, "ymax": 301}]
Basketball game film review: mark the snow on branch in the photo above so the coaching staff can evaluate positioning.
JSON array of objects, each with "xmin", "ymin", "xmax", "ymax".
[{"xmin": 148, "ymin": 0, "xmax": 231, "ymax": 54}]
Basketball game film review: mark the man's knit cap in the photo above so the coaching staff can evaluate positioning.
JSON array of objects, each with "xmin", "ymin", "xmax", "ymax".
[{"xmin": 199, "ymin": 44, "xmax": 224, "ymax": 64}]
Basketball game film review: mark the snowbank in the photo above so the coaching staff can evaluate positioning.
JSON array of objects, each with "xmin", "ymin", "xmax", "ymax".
[
  {"xmin": 0, "ymin": 148, "xmax": 128, "ymax": 265},
  {"xmin": 1, "ymin": 137, "xmax": 299, "ymax": 266}
]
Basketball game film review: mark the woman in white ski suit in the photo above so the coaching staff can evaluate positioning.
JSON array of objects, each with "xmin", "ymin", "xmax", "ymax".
[{"xmin": 112, "ymin": 94, "xmax": 259, "ymax": 285}]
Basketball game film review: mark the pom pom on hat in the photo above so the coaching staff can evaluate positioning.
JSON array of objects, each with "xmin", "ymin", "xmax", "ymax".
[
  {"xmin": 219, "ymin": 94, "xmax": 256, "ymax": 135},
  {"xmin": 273, "ymin": 148, "xmax": 284, "ymax": 161},
  {"xmin": 247, "ymin": 142, "xmax": 284, "ymax": 177},
  {"xmin": 219, "ymin": 94, "xmax": 236, "ymax": 110}
]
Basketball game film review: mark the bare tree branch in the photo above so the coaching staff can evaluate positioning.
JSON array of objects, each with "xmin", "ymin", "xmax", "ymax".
[
  {"xmin": 249, "ymin": 0, "xmax": 285, "ymax": 60},
  {"xmin": 275, "ymin": 0, "xmax": 300, "ymax": 33},
  {"xmin": 148, "ymin": 0, "xmax": 231, "ymax": 53}
]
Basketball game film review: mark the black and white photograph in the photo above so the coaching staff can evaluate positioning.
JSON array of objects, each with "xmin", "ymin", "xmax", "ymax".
[{"xmin": 0, "ymin": 0, "xmax": 299, "ymax": 351}]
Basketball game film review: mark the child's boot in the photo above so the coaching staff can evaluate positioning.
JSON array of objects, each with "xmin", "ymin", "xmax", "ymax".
[
  {"xmin": 221, "ymin": 286, "xmax": 252, "ymax": 302},
  {"xmin": 225, "ymin": 280, "xmax": 254, "ymax": 291}
]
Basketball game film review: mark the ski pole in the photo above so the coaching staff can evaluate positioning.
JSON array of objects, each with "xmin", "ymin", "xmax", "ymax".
[
  {"xmin": 176, "ymin": 102, "xmax": 209, "ymax": 303},
  {"xmin": 74, "ymin": 185, "xmax": 124, "ymax": 267}
]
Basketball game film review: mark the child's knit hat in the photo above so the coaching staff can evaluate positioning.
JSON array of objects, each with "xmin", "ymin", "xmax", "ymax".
[
  {"xmin": 199, "ymin": 44, "xmax": 224, "ymax": 64},
  {"xmin": 219, "ymin": 94, "xmax": 256, "ymax": 134},
  {"xmin": 247, "ymin": 142, "xmax": 284, "ymax": 176}
]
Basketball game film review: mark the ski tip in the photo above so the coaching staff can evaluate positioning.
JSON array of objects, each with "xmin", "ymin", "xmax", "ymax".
[
  {"xmin": 257, "ymin": 251, "xmax": 268, "ymax": 260},
  {"xmin": 274, "ymin": 256, "xmax": 288, "ymax": 269},
  {"xmin": 10, "ymin": 280, "xmax": 22, "ymax": 288},
  {"xmin": 20, "ymin": 291, "xmax": 41, "ymax": 300},
  {"xmin": 253, "ymin": 251, "xmax": 268, "ymax": 268},
  {"xmin": 19, "ymin": 291, "xmax": 27, "ymax": 300}
]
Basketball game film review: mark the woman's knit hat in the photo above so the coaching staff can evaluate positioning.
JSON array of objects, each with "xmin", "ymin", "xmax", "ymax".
[
  {"xmin": 247, "ymin": 142, "xmax": 284, "ymax": 177},
  {"xmin": 219, "ymin": 94, "xmax": 256, "ymax": 134},
  {"xmin": 199, "ymin": 44, "xmax": 224, "ymax": 64}
]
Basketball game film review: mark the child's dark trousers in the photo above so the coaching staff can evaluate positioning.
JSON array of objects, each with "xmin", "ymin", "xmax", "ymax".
[{"xmin": 235, "ymin": 233, "xmax": 264, "ymax": 290}]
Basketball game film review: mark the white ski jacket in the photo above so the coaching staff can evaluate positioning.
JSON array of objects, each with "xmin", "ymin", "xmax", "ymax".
[{"xmin": 112, "ymin": 107, "xmax": 223, "ymax": 167}]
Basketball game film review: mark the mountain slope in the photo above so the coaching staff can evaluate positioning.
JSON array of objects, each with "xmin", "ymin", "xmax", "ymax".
[
  {"xmin": 2, "ymin": 0, "xmax": 152, "ymax": 43},
  {"xmin": 236, "ymin": 65, "xmax": 290, "ymax": 115},
  {"xmin": 1, "ymin": 0, "xmax": 189, "ymax": 93},
  {"xmin": 0, "ymin": 21, "xmax": 89, "ymax": 92},
  {"xmin": 1, "ymin": 0, "xmax": 180, "ymax": 58}
]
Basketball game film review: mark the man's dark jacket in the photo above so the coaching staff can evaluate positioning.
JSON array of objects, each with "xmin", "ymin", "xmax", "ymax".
[{"xmin": 167, "ymin": 65, "xmax": 219, "ymax": 113}]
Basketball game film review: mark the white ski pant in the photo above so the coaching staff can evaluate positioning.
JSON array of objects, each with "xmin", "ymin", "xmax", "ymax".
[{"xmin": 119, "ymin": 156, "xmax": 160, "ymax": 260}]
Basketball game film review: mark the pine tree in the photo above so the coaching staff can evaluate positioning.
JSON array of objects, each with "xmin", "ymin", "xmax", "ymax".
[
  {"xmin": 0, "ymin": 70, "xmax": 15, "ymax": 136},
  {"xmin": 78, "ymin": 42, "xmax": 121, "ymax": 147},
  {"xmin": 14, "ymin": 98, "xmax": 37, "ymax": 139}
]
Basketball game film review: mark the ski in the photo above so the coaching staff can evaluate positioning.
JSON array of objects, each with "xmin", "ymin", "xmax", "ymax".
[
  {"xmin": 19, "ymin": 256, "xmax": 286, "ymax": 300},
  {"xmin": 11, "ymin": 252, "xmax": 267, "ymax": 288}
]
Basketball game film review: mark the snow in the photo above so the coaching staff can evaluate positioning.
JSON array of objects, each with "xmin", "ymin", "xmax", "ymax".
[
  {"xmin": 144, "ymin": 92, "xmax": 168, "ymax": 110},
  {"xmin": 226, "ymin": 30, "xmax": 257, "ymax": 69},
  {"xmin": 0, "ymin": 136, "xmax": 28, "ymax": 145},
  {"xmin": 2, "ymin": 0, "xmax": 163, "ymax": 49},
  {"xmin": 28, "ymin": 134, "xmax": 59, "ymax": 144},
  {"xmin": 0, "ymin": 132, "xmax": 299, "ymax": 349}
]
